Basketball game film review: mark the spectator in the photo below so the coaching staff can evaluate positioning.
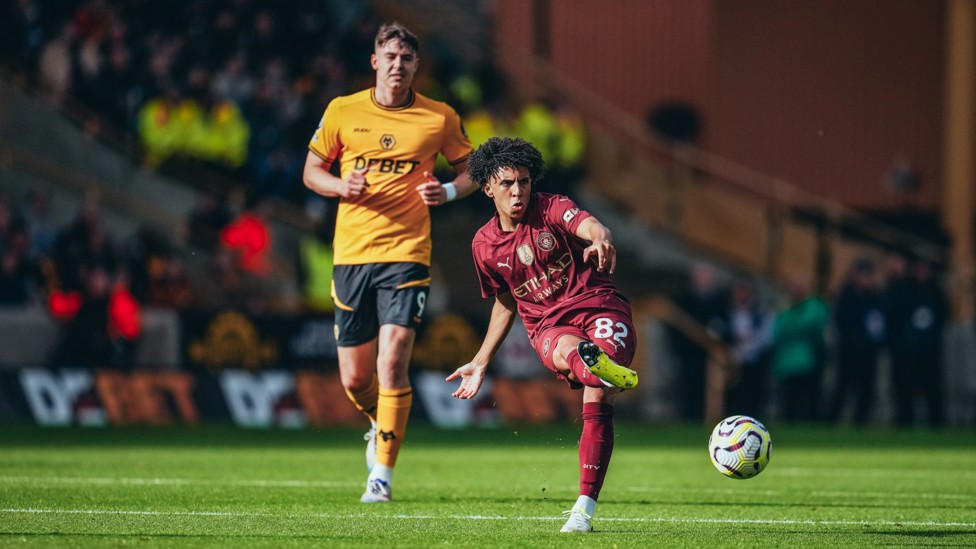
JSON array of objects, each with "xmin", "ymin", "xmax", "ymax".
[
  {"xmin": 90, "ymin": 38, "xmax": 137, "ymax": 130},
  {"xmin": 185, "ymin": 186, "xmax": 232, "ymax": 252},
  {"xmin": 828, "ymin": 258, "xmax": 886, "ymax": 425},
  {"xmin": 51, "ymin": 196, "xmax": 114, "ymax": 293},
  {"xmin": 515, "ymin": 100, "xmax": 560, "ymax": 192},
  {"xmin": 296, "ymin": 216, "xmax": 335, "ymax": 313},
  {"xmin": 720, "ymin": 275, "xmax": 775, "ymax": 419},
  {"xmin": 219, "ymin": 194, "xmax": 273, "ymax": 277},
  {"xmin": 193, "ymin": 246, "xmax": 273, "ymax": 314},
  {"xmin": 0, "ymin": 218, "xmax": 37, "ymax": 306},
  {"xmin": 196, "ymin": 96, "xmax": 251, "ymax": 170},
  {"xmin": 147, "ymin": 256, "xmax": 197, "ymax": 311},
  {"xmin": 2, "ymin": 0, "xmax": 47, "ymax": 77},
  {"xmin": 21, "ymin": 185, "xmax": 57, "ymax": 261},
  {"xmin": 212, "ymin": 51, "xmax": 255, "ymax": 106},
  {"xmin": 668, "ymin": 261, "xmax": 726, "ymax": 422},
  {"xmin": 136, "ymin": 88, "xmax": 184, "ymax": 168},
  {"xmin": 552, "ymin": 97, "xmax": 587, "ymax": 191},
  {"xmin": 50, "ymin": 264, "xmax": 141, "ymax": 369},
  {"xmin": 889, "ymin": 258, "xmax": 948, "ymax": 427},
  {"xmin": 772, "ymin": 273, "xmax": 829, "ymax": 422},
  {"xmin": 253, "ymin": 147, "xmax": 301, "ymax": 200},
  {"xmin": 38, "ymin": 21, "xmax": 74, "ymax": 105}
]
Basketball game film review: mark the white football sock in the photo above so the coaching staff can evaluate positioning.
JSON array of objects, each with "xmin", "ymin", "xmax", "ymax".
[
  {"xmin": 369, "ymin": 464, "xmax": 393, "ymax": 484},
  {"xmin": 574, "ymin": 495, "xmax": 597, "ymax": 516}
]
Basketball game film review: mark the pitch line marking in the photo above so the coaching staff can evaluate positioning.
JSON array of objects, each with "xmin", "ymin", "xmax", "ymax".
[
  {"xmin": 2, "ymin": 476, "xmax": 971, "ymax": 503},
  {"xmin": 0, "ymin": 476, "xmax": 359, "ymax": 489},
  {"xmin": 774, "ymin": 467, "xmax": 976, "ymax": 479},
  {"xmin": 2, "ymin": 508, "xmax": 975, "ymax": 529}
]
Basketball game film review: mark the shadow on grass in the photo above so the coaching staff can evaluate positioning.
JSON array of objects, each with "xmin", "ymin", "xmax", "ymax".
[
  {"xmin": 872, "ymin": 529, "xmax": 976, "ymax": 537},
  {"xmin": 610, "ymin": 497, "xmax": 976, "ymax": 511},
  {"xmin": 1, "ymin": 422, "xmax": 975, "ymax": 450}
]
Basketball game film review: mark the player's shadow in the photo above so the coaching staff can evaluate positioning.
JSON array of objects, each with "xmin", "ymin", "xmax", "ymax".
[{"xmin": 871, "ymin": 529, "xmax": 976, "ymax": 538}]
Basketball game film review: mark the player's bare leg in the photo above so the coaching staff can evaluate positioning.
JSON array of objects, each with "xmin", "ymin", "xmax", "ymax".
[
  {"xmin": 338, "ymin": 341, "xmax": 380, "ymax": 472},
  {"xmin": 361, "ymin": 324, "xmax": 415, "ymax": 503},
  {"xmin": 562, "ymin": 386, "xmax": 619, "ymax": 533}
]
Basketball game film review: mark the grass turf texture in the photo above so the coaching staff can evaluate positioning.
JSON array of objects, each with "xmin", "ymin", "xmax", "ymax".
[{"xmin": 0, "ymin": 423, "xmax": 974, "ymax": 547}]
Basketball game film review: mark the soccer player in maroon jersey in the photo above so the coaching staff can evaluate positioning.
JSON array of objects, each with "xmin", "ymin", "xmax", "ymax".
[{"xmin": 446, "ymin": 137, "xmax": 639, "ymax": 533}]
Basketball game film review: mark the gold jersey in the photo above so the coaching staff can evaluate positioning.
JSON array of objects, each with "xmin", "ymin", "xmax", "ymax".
[{"xmin": 309, "ymin": 88, "xmax": 472, "ymax": 266}]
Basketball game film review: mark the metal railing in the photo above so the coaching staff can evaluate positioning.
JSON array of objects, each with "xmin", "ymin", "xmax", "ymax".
[{"xmin": 497, "ymin": 43, "xmax": 947, "ymax": 291}]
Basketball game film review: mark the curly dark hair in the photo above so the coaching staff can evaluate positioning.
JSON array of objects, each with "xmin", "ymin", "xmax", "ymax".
[{"xmin": 466, "ymin": 137, "xmax": 545, "ymax": 187}]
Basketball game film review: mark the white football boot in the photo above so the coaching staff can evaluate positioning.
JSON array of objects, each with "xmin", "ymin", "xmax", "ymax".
[
  {"xmin": 359, "ymin": 478, "xmax": 392, "ymax": 503},
  {"xmin": 560, "ymin": 507, "xmax": 593, "ymax": 533}
]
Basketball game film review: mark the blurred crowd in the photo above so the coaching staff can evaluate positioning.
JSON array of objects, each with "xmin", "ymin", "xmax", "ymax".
[
  {"xmin": 1, "ymin": 0, "xmax": 587, "ymax": 207},
  {"xmin": 668, "ymin": 257, "xmax": 953, "ymax": 428},
  {"xmin": 0, "ymin": 0, "xmax": 590, "ymax": 371},
  {"xmin": 0, "ymin": 183, "xmax": 304, "ymax": 367}
]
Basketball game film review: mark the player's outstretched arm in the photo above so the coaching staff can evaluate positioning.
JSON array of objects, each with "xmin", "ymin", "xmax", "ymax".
[
  {"xmin": 576, "ymin": 217, "xmax": 617, "ymax": 274},
  {"xmin": 446, "ymin": 292, "xmax": 517, "ymax": 399},
  {"xmin": 302, "ymin": 151, "xmax": 370, "ymax": 199},
  {"xmin": 415, "ymin": 160, "xmax": 479, "ymax": 206}
]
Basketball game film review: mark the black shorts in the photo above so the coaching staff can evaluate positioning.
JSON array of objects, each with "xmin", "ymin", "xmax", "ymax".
[{"xmin": 332, "ymin": 262, "xmax": 430, "ymax": 347}]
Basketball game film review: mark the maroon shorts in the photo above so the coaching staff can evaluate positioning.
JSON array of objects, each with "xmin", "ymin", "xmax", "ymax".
[{"xmin": 532, "ymin": 293, "xmax": 637, "ymax": 388}]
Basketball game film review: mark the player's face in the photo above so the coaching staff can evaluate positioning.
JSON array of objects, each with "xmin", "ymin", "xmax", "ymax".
[
  {"xmin": 484, "ymin": 166, "xmax": 532, "ymax": 229},
  {"xmin": 371, "ymin": 39, "xmax": 419, "ymax": 93}
]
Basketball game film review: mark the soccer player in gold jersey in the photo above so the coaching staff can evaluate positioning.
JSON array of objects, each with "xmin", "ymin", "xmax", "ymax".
[{"xmin": 302, "ymin": 22, "xmax": 478, "ymax": 503}]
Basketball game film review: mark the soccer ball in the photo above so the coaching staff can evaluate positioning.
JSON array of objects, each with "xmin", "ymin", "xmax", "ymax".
[{"xmin": 707, "ymin": 415, "xmax": 772, "ymax": 479}]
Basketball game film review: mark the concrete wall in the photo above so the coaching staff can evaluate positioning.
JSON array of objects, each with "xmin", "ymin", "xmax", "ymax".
[{"xmin": 492, "ymin": 0, "xmax": 945, "ymax": 210}]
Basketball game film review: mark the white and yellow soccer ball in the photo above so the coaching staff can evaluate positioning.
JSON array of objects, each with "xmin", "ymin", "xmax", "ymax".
[{"xmin": 708, "ymin": 415, "xmax": 772, "ymax": 479}]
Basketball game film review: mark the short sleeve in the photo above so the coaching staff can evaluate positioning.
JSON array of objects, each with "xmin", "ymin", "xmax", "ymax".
[
  {"xmin": 440, "ymin": 106, "xmax": 473, "ymax": 166},
  {"xmin": 543, "ymin": 194, "xmax": 592, "ymax": 235},
  {"xmin": 308, "ymin": 100, "xmax": 341, "ymax": 168}
]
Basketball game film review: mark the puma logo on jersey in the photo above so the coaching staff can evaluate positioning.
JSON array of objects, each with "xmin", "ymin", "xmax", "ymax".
[
  {"xmin": 604, "ymin": 337, "xmax": 622, "ymax": 352},
  {"xmin": 497, "ymin": 257, "xmax": 512, "ymax": 270}
]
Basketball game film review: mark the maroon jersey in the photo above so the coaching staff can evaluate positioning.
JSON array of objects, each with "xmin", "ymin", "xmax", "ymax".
[{"xmin": 472, "ymin": 193, "xmax": 627, "ymax": 340}]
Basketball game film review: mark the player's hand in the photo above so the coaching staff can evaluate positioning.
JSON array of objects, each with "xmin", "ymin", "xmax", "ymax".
[
  {"xmin": 415, "ymin": 171, "xmax": 446, "ymax": 206},
  {"xmin": 583, "ymin": 239, "xmax": 616, "ymax": 274},
  {"xmin": 446, "ymin": 362, "xmax": 487, "ymax": 399},
  {"xmin": 340, "ymin": 168, "xmax": 370, "ymax": 198}
]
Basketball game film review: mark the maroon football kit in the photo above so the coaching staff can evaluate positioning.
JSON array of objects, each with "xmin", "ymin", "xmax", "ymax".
[{"xmin": 472, "ymin": 193, "xmax": 637, "ymax": 384}]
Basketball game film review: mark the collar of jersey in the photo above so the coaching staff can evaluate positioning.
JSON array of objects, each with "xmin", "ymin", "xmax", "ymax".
[{"xmin": 370, "ymin": 88, "xmax": 416, "ymax": 111}]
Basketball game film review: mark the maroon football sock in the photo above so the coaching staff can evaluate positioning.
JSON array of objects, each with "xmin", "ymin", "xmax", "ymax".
[
  {"xmin": 579, "ymin": 402, "xmax": 615, "ymax": 500},
  {"xmin": 567, "ymin": 347, "xmax": 607, "ymax": 388}
]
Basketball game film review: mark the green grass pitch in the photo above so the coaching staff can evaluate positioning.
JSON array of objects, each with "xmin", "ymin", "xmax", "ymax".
[{"xmin": 1, "ymin": 423, "xmax": 974, "ymax": 547}]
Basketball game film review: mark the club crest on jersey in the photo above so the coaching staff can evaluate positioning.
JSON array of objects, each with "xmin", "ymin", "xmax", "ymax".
[
  {"xmin": 542, "ymin": 337, "xmax": 551, "ymax": 357},
  {"xmin": 380, "ymin": 134, "xmax": 396, "ymax": 150},
  {"xmin": 537, "ymin": 232, "xmax": 556, "ymax": 251},
  {"xmin": 517, "ymin": 244, "xmax": 534, "ymax": 265}
]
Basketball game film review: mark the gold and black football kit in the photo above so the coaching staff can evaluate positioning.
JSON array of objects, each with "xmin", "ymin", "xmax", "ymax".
[{"xmin": 309, "ymin": 88, "xmax": 471, "ymax": 345}]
